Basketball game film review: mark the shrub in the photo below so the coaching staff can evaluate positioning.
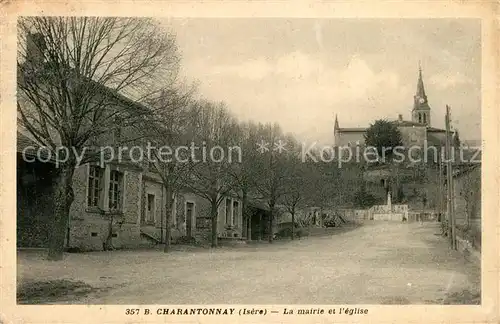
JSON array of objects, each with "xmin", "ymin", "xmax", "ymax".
[
  {"xmin": 174, "ymin": 236, "xmax": 197, "ymax": 245},
  {"xmin": 323, "ymin": 218, "xmax": 337, "ymax": 228},
  {"xmin": 353, "ymin": 186, "xmax": 376, "ymax": 208},
  {"xmin": 274, "ymin": 226, "xmax": 308, "ymax": 239}
]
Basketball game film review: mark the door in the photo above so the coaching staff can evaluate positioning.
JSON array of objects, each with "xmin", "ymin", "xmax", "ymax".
[
  {"xmin": 147, "ymin": 194, "xmax": 155, "ymax": 224},
  {"xmin": 186, "ymin": 202, "xmax": 194, "ymax": 238}
]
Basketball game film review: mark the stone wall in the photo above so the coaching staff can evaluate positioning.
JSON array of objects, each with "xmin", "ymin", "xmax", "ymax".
[
  {"xmin": 398, "ymin": 125, "xmax": 427, "ymax": 148},
  {"xmin": 337, "ymin": 209, "xmax": 369, "ymax": 224},
  {"xmin": 334, "ymin": 131, "xmax": 365, "ymax": 147},
  {"xmin": 372, "ymin": 213, "xmax": 404, "ymax": 221},
  {"xmin": 68, "ymin": 163, "xmax": 144, "ymax": 251},
  {"xmin": 453, "ymin": 166, "xmax": 481, "ymax": 228},
  {"xmin": 17, "ymin": 159, "xmax": 55, "ymax": 248},
  {"xmin": 21, "ymin": 159, "xmax": 246, "ymax": 251}
]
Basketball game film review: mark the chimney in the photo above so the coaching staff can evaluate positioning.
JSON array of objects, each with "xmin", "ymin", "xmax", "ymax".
[
  {"xmin": 398, "ymin": 114, "xmax": 403, "ymax": 121},
  {"xmin": 26, "ymin": 32, "xmax": 46, "ymax": 66}
]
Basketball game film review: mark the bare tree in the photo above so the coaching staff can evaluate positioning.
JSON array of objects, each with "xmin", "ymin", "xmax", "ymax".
[
  {"xmin": 144, "ymin": 85, "xmax": 197, "ymax": 252},
  {"xmin": 280, "ymin": 137, "xmax": 308, "ymax": 240},
  {"xmin": 459, "ymin": 166, "xmax": 481, "ymax": 229},
  {"xmin": 254, "ymin": 123, "xmax": 289, "ymax": 243},
  {"xmin": 181, "ymin": 101, "xmax": 241, "ymax": 248},
  {"xmin": 17, "ymin": 17, "xmax": 180, "ymax": 260},
  {"xmin": 229, "ymin": 121, "xmax": 261, "ymax": 240}
]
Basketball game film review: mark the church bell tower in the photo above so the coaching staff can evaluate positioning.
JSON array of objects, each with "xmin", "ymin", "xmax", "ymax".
[{"xmin": 411, "ymin": 64, "xmax": 431, "ymax": 126}]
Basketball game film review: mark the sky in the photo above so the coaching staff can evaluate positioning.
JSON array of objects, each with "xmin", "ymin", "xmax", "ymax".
[{"xmin": 161, "ymin": 18, "xmax": 481, "ymax": 145}]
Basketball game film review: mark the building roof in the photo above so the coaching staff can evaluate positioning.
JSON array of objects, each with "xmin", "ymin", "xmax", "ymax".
[
  {"xmin": 427, "ymin": 127, "xmax": 446, "ymax": 133},
  {"xmin": 452, "ymin": 163, "xmax": 481, "ymax": 178},
  {"xmin": 336, "ymin": 127, "xmax": 366, "ymax": 133},
  {"xmin": 17, "ymin": 131, "xmax": 56, "ymax": 163},
  {"xmin": 337, "ymin": 119, "xmax": 446, "ymax": 134},
  {"xmin": 393, "ymin": 119, "xmax": 424, "ymax": 127},
  {"xmin": 248, "ymin": 199, "xmax": 271, "ymax": 211}
]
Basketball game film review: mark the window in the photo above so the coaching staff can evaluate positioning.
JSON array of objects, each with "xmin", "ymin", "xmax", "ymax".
[
  {"xmin": 88, "ymin": 166, "xmax": 103, "ymax": 207},
  {"xmin": 147, "ymin": 194, "xmax": 155, "ymax": 222},
  {"xmin": 232, "ymin": 200, "xmax": 239, "ymax": 227},
  {"xmin": 418, "ymin": 113, "xmax": 422, "ymax": 123},
  {"xmin": 109, "ymin": 170, "xmax": 123, "ymax": 211},
  {"xmin": 423, "ymin": 113, "xmax": 427, "ymax": 124},
  {"xmin": 225, "ymin": 198, "xmax": 232, "ymax": 225}
]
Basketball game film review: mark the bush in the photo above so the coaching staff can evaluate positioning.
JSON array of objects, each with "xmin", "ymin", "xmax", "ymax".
[
  {"xmin": 274, "ymin": 226, "xmax": 307, "ymax": 239},
  {"xmin": 354, "ymin": 187, "xmax": 376, "ymax": 208},
  {"xmin": 17, "ymin": 279, "xmax": 96, "ymax": 304},
  {"xmin": 174, "ymin": 236, "xmax": 198, "ymax": 245},
  {"xmin": 323, "ymin": 218, "xmax": 337, "ymax": 228}
]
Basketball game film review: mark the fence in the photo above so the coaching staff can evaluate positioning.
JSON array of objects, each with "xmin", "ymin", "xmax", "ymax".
[{"xmin": 337, "ymin": 204, "xmax": 410, "ymax": 223}]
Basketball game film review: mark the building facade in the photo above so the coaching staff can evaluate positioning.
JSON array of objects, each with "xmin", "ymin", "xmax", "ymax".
[
  {"xmin": 17, "ymin": 139, "xmax": 246, "ymax": 251},
  {"xmin": 66, "ymin": 161, "xmax": 245, "ymax": 250},
  {"xmin": 334, "ymin": 66, "xmax": 447, "ymax": 149}
]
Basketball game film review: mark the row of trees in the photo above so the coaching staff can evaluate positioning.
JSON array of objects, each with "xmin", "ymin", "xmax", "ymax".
[
  {"xmin": 144, "ymin": 97, "xmax": 349, "ymax": 249},
  {"xmin": 17, "ymin": 17, "xmax": 355, "ymax": 260}
]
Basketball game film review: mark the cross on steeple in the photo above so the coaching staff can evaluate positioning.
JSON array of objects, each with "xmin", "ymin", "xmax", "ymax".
[
  {"xmin": 415, "ymin": 61, "xmax": 428, "ymax": 106},
  {"xmin": 411, "ymin": 62, "xmax": 431, "ymax": 126}
]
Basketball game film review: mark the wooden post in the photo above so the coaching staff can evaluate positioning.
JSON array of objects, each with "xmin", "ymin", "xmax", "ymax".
[
  {"xmin": 445, "ymin": 105, "xmax": 456, "ymax": 249},
  {"xmin": 258, "ymin": 212, "xmax": 262, "ymax": 241},
  {"xmin": 437, "ymin": 151, "xmax": 443, "ymax": 221}
]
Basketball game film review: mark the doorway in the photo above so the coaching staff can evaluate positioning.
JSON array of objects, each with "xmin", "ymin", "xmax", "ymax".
[{"xmin": 185, "ymin": 201, "xmax": 194, "ymax": 238}]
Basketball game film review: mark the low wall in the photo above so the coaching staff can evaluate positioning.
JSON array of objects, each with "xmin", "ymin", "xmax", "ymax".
[
  {"xmin": 337, "ymin": 209, "xmax": 369, "ymax": 224},
  {"xmin": 338, "ymin": 204, "xmax": 410, "ymax": 223},
  {"xmin": 372, "ymin": 213, "xmax": 404, "ymax": 221},
  {"xmin": 456, "ymin": 235, "xmax": 481, "ymax": 265}
]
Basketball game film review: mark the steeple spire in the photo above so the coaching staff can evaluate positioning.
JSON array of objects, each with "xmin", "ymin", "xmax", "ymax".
[
  {"xmin": 416, "ymin": 61, "xmax": 427, "ymax": 100},
  {"xmin": 334, "ymin": 114, "xmax": 339, "ymax": 130},
  {"xmin": 411, "ymin": 63, "xmax": 431, "ymax": 126}
]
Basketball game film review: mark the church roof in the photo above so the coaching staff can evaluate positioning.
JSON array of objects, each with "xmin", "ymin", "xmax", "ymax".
[
  {"xmin": 392, "ymin": 119, "xmax": 424, "ymax": 127},
  {"xmin": 413, "ymin": 64, "xmax": 431, "ymax": 111},
  {"xmin": 416, "ymin": 65, "xmax": 427, "ymax": 101},
  {"xmin": 427, "ymin": 127, "xmax": 446, "ymax": 133},
  {"xmin": 336, "ymin": 127, "xmax": 366, "ymax": 132}
]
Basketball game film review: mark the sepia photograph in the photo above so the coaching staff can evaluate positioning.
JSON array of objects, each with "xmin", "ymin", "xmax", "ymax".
[{"xmin": 1, "ymin": 1, "xmax": 498, "ymax": 323}]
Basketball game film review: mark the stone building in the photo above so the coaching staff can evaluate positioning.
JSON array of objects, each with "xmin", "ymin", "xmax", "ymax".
[
  {"xmin": 333, "ymin": 66, "xmax": 455, "ymax": 209},
  {"xmin": 16, "ymin": 32, "xmax": 247, "ymax": 251},
  {"xmin": 334, "ymin": 66, "xmax": 447, "ymax": 149},
  {"xmin": 17, "ymin": 132, "xmax": 246, "ymax": 251}
]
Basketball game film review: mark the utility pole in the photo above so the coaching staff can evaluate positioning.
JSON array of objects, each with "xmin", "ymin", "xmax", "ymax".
[
  {"xmin": 445, "ymin": 105, "xmax": 456, "ymax": 249},
  {"xmin": 437, "ymin": 149, "xmax": 443, "ymax": 222}
]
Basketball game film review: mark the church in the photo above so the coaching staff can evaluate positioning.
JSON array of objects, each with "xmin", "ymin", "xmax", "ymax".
[
  {"xmin": 334, "ymin": 66, "xmax": 448, "ymax": 151},
  {"xmin": 333, "ymin": 66, "xmax": 453, "ymax": 209}
]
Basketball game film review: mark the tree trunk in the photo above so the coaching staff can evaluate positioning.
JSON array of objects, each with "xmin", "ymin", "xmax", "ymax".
[
  {"xmin": 210, "ymin": 201, "xmax": 218, "ymax": 248},
  {"xmin": 163, "ymin": 188, "xmax": 173, "ymax": 253},
  {"xmin": 47, "ymin": 163, "xmax": 75, "ymax": 261},
  {"xmin": 258, "ymin": 213, "xmax": 262, "ymax": 240},
  {"xmin": 465, "ymin": 196, "xmax": 471, "ymax": 230},
  {"xmin": 291, "ymin": 210, "xmax": 295, "ymax": 240},
  {"xmin": 242, "ymin": 190, "xmax": 249, "ymax": 241},
  {"xmin": 104, "ymin": 214, "xmax": 114, "ymax": 251},
  {"xmin": 268, "ymin": 207, "xmax": 274, "ymax": 243}
]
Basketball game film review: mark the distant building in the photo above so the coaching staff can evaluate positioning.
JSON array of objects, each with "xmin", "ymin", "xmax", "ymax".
[
  {"xmin": 334, "ymin": 66, "xmax": 447, "ymax": 149},
  {"xmin": 332, "ymin": 66, "xmax": 466, "ymax": 210}
]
